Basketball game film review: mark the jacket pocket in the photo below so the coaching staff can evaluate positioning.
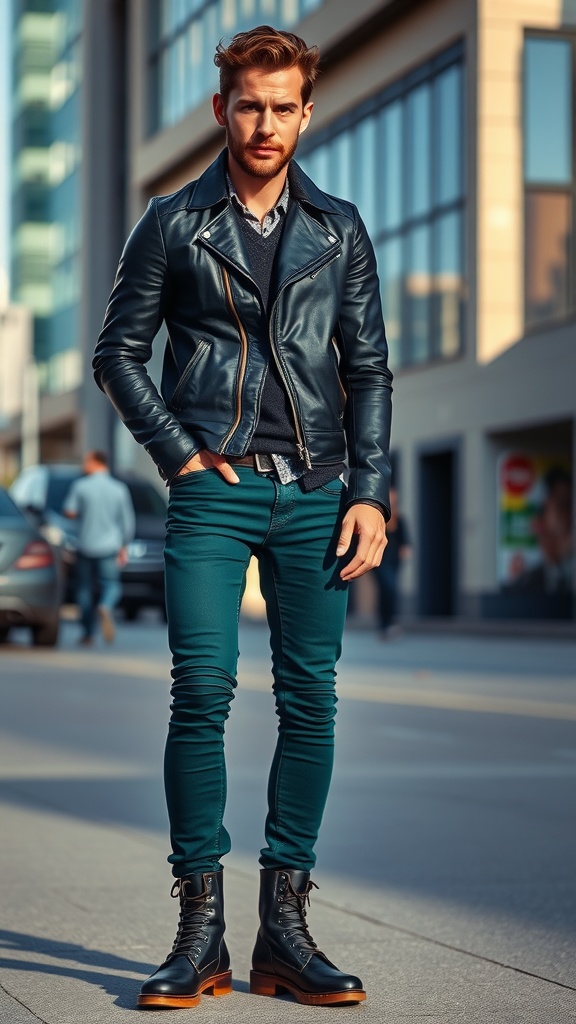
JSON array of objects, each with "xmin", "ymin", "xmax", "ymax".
[{"xmin": 171, "ymin": 340, "xmax": 210, "ymax": 410}]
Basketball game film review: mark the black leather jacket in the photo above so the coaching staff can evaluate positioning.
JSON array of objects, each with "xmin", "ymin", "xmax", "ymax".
[{"xmin": 93, "ymin": 150, "xmax": 393, "ymax": 514}]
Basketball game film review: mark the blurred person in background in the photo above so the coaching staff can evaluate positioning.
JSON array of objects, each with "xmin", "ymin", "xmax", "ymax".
[
  {"xmin": 93, "ymin": 25, "xmax": 392, "ymax": 1009},
  {"xmin": 374, "ymin": 487, "xmax": 411, "ymax": 638},
  {"xmin": 64, "ymin": 450, "xmax": 135, "ymax": 645},
  {"xmin": 506, "ymin": 466, "xmax": 573, "ymax": 595}
]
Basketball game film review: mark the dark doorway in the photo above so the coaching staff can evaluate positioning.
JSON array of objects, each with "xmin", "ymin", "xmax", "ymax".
[{"xmin": 418, "ymin": 448, "xmax": 458, "ymax": 616}]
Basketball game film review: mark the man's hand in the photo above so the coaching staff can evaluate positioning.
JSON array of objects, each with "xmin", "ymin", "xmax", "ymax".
[
  {"xmin": 336, "ymin": 504, "xmax": 387, "ymax": 580},
  {"xmin": 117, "ymin": 546, "xmax": 129, "ymax": 568},
  {"xmin": 177, "ymin": 450, "xmax": 240, "ymax": 484}
]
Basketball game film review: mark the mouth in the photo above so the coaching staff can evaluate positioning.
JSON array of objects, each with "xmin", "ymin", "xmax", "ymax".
[{"xmin": 249, "ymin": 146, "xmax": 281, "ymax": 155}]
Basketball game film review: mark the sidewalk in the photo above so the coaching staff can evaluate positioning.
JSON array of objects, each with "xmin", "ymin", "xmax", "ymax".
[
  {"xmin": 1, "ymin": 624, "xmax": 576, "ymax": 1022},
  {"xmin": 1, "ymin": 796, "xmax": 575, "ymax": 1023}
]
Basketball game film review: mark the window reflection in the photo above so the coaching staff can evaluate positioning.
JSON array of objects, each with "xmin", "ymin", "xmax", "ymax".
[
  {"xmin": 150, "ymin": 0, "xmax": 324, "ymax": 129},
  {"xmin": 407, "ymin": 84, "xmax": 431, "ymax": 217},
  {"xmin": 406, "ymin": 226, "xmax": 431, "ymax": 364},
  {"xmin": 299, "ymin": 47, "xmax": 465, "ymax": 367},
  {"xmin": 435, "ymin": 64, "xmax": 462, "ymax": 204},
  {"xmin": 525, "ymin": 192, "xmax": 572, "ymax": 324},
  {"xmin": 524, "ymin": 38, "xmax": 572, "ymax": 185},
  {"xmin": 379, "ymin": 102, "xmax": 402, "ymax": 232},
  {"xmin": 434, "ymin": 211, "xmax": 463, "ymax": 357},
  {"xmin": 523, "ymin": 35, "xmax": 574, "ymax": 328},
  {"xmin": 377, "ymin": 237, "xmax": 402, "ymax": 369}
]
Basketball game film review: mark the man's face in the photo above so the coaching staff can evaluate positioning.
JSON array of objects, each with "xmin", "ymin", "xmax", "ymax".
[{"xmin": 213, "ymin": 66, "xmax": 313, "ymax": 180}]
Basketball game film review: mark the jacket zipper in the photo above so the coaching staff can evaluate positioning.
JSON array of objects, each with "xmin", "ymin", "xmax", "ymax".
[
  {"xmin": 310, "ymin": 251, "xmax": 342, "ymax": 279},
  {"xmin": 220, "ymin": 267, "xmax": 249, "ymax": 450},
  {"xmin": 268, "ymin": 304, "xmax": 312, "ymax": 469},
  {"xmin": 172, "ymin": 340, "xmax": 209, "ymax": 409},
  {"xmin": 203, "ymin": 235, "xmax": 340, "ymax": 464}
]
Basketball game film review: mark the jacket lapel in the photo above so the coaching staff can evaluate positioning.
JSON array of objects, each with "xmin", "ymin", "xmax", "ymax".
[{"xmin": 271, "ymin": 201, "xmax": 340, "ymax": 295}]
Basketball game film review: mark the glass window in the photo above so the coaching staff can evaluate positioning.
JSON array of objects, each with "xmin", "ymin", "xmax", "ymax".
[
  {"xmin": 435, "ymin": 64, "xmax": 462, "ymax": 204},
  {"xmin": 378, "ymin": 101, "xmax": 402, "ymax": 232},
  {"xmin": 407, "ymin": 84, "xmax": 431, "ymax": 218},
  {"xmin": 525, "ymin": 192, "xmax": 572, "ymax": 323},
  {"xmin": 523, "ymin": 34, "xmax": 575, "ymax": 328},
  {"xmin": 406, "ymin": 225, "xmax": 431, "ymax": 364},
  {"xmin": 376, "ymin": 237, "xmax": 402, "ymax": 370},
  {"xmin": 524, "ymin": 38, "xmax": 572, "ymax": 184},
  {"xmin": 353, "ymin": 118, "xmax": 377, "ymax": 235},
  {"xmin": 150, "ymin": 0, "xmax": 324, "ymax": 129},
  {"xmin": 434, "ymin": 210, "xmax": 463, "ymax": 358},
  {"xmin": 329, "ymin": 133, "xmax": 353, "ymax": 203}
]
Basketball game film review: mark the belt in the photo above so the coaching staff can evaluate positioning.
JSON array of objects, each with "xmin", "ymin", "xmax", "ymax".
[{"xmin": 227, "ymin": 454, "xmax": 274, "ymax": 471}]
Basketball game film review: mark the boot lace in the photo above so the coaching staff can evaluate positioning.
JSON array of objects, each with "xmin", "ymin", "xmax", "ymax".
[
  {"xmin": 168, "ymin": 879, "xmax": 213, "ymax": 960},
  {"xmin": 278, "ymin": 878, "xmax": 321, "ymax": 956}
]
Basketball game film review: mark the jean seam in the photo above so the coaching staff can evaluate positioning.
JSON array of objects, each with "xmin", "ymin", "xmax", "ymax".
[{"xmin": 267, "ymin": 558, "xmax": 288, "ymax": 862}]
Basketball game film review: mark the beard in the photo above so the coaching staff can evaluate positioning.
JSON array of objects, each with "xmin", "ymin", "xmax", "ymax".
[{"xmin": 226, "ymin": 125, "xmax": 300, "ymax": 179}]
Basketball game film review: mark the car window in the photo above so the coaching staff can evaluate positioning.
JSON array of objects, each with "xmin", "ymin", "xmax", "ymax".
[
  {"xmin": 9, "ymin": 467, "xmax": 47, "ymax": 509},
  {"xmin": 0, "ymin": 488, "xmax": 25, "ymax": 519},
  {"xmin": 125, "ymin": 481, "xmax": 167, "ymax": 517}
]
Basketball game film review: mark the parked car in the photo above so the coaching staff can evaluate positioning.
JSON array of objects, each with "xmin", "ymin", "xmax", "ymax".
[
  {"xmin": 10, "ymin": 464, "xmax": 167, "ymax": 620},
  {"xmin": 0, "ymin": 486, "xmax": 61, "ymax": 646}
]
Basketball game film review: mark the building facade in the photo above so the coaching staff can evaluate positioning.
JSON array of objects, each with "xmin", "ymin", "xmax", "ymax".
[{"xmin": 4, "ymin": 0, "xmax": 575, "ymax": 622}]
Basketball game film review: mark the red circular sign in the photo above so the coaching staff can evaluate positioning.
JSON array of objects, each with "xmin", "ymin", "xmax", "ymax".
[{"xmin": 501, "ymin": 455, "xmax": 535, "ymax": 496}]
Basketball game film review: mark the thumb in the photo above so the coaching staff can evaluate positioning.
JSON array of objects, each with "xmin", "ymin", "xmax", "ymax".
[
  {"xmin": 336, "ymin": 522, "xmax": 354, "ymax": 557},
  {"xmin": 210, "ymin": 453, "xmax": 240, "ymax": 484}
]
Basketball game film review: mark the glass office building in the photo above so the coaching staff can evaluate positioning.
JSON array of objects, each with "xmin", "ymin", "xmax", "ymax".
[
  {"xmin": 10, "ymin": 0, "xmax": 82, "ymax": 397},
  {"xmin": 148, "ymin": 0, "xmax": 324, "ymax": 131}
]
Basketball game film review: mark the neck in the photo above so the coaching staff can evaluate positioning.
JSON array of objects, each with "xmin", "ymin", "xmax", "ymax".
[{"xmin": 227, "ymin": 155, "xmax": 288, "ymax": 223}]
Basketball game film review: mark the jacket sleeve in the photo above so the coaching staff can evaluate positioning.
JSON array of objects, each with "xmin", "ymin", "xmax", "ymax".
[
  {"xmin": 93, "ymin": 199, "xmax": 200, "ymax": 482},
  {"xmin": 335, "ymin": 207, "xmax": 393, "ymax": 520}
]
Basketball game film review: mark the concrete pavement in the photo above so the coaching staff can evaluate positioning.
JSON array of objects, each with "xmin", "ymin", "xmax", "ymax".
[{"xmin": 1, "ymin": 621, "xmax": 575, "ymax": 1022}]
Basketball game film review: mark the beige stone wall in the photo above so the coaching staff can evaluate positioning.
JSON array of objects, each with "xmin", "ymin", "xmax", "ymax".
[{"xmin": 476, "ymin": 0, "xmax": 576, "ymax": 365}]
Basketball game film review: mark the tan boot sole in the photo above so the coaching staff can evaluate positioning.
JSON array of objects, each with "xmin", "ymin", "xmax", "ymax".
[
  {"xmin": 250, "ymin": 971, "xmax": 366, "ymax": 1005},
  {"xmin": 137, "ymin": 970, "xmax": 233, "ymax": 1009}
]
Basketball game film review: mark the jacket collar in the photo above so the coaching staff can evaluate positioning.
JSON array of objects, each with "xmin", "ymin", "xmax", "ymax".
[
  {"xmin": 191, "ymin": 149, "xmax": 344, "ymax": 294},
  {"xmin": 185, "ymin": 148, "xmax": 344, "ymax": 217}
]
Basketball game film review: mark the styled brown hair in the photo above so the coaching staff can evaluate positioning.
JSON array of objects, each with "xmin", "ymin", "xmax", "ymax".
[{"xmin": 214, "ymin": 25, "xmax": 320, "ymax": 106}]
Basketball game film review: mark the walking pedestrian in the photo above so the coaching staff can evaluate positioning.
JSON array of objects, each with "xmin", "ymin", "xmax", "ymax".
[
  {"xmin": 93, "ymin": 25, "xmax": 392, "ymax": 1008},
  {"xmin": 64, "ymin": 450, "xmax": 135, "ymax": 645}
]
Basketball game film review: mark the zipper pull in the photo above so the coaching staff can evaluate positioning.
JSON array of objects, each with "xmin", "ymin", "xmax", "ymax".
[{"xmin": 298, "ymin": 444, "xmax": 313, "ymax": 470}]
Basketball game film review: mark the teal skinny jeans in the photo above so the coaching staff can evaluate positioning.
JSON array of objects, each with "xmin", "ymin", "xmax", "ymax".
[{"xmin": 163, "ymin": 466, "xmax": 349, "ymax": 877}]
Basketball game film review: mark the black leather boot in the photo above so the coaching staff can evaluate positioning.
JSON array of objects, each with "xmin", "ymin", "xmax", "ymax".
[
  {"xmin": 138, "ymin": 871, "xmax": 232, "ymax": 1009},
  {"xmin": 250, "ymin": 868, "xmax": 366, "ymax": 1005}
]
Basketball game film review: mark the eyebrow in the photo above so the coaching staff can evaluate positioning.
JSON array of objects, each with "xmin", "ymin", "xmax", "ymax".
[{"xmin": 236, "ymin": 97, "xmax": 299, "ymax": 110}]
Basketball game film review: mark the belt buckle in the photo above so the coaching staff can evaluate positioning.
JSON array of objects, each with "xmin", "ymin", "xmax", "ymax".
[{"xmin": 254, "ymin": 453, "xmax": 274, "ymax": 474}]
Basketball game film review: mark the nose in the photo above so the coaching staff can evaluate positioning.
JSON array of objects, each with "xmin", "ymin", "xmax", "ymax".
[{"xmin": 255, "ymin": 108, "xmax": 275, "ymax": 138}]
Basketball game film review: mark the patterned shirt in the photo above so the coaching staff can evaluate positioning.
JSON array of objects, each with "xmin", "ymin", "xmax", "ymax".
[{"xmin": 227, "ymin": 175, "xmax": 289, "ymax": 237}]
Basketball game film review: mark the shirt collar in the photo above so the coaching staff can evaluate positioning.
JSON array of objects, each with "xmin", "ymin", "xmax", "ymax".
[{"xmin": 227, "ymin": 173, "xmax": 289, "ymax": 226}]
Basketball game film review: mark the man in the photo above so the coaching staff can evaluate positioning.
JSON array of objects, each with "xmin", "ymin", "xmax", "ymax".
[
  {"xmin": 93, "ymin": 26, "xmax": 392, "ymax": 1008},
  {"xmin": 64, "ymin": 450, "xmax": 135, "ymax": 645}
]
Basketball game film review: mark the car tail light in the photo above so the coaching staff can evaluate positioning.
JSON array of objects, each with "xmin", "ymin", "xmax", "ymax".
[{"xmin": 14, "ymin": 541, "xmax": 55, "ymax": 570}]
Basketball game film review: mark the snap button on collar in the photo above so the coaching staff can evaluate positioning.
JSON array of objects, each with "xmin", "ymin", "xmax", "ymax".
[{"xmin": 202, "ymin": 230, "xmax": 211, "ymax": 239}]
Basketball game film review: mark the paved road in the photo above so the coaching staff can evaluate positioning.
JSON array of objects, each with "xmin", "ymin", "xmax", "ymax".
[{"xmin": 0, "ymin": 617, "xmax": 575, "ymax": 1022}]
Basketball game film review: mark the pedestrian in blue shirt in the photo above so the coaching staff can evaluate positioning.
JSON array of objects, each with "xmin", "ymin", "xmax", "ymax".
[{"xmin": 64, "ymin": 450, "xmax": 135, "ymax": 645}]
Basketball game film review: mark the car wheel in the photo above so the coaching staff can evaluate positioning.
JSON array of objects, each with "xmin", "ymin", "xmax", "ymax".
[
  {"xmin": 32, "ymin": 619, "xmax": 60, "ymax": 647},
  {"xmin": 0, "ymin": 626, "xmax": 10, "ymax": 644},
  {"xmin": 123, "ymin": 603, "xmax": 140, "ymax": 622}
]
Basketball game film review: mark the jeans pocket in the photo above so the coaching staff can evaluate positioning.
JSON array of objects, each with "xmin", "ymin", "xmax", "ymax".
[{"xmin": 319, "ymin": 479, "xmax": 345, "ymax": 496}]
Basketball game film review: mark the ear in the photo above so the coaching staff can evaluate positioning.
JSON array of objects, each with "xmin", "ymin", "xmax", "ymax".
[
  {"xmin": 299, "ymin": 101, "xmax": 313, "ymax": 135},
  {"xmin": 213, "ymin": 93, "xmax": 227, "ymax": 127}
]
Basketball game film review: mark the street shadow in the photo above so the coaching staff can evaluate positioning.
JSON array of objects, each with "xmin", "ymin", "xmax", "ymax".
[
  {"xmin": 0, "ymin": 928, "xmax": 252, "ymax": 1008},
  {"xmin": 0, "ymin": 927, "xmax": 152, "ymax": 1010}
]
